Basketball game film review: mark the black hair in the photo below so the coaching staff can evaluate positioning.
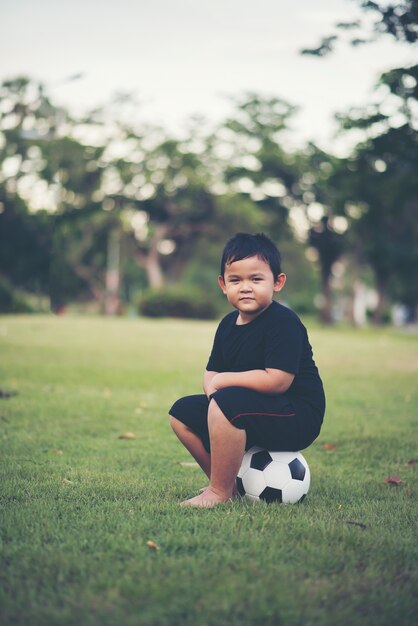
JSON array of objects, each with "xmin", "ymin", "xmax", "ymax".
[{"xmin": 220, "ymin": 233, "xmax": 282, "ymax": 278}]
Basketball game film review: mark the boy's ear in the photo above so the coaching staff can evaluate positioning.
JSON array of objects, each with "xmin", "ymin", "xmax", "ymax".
[
  {"xmin": 218, "ymin": 275, "xmax": 227, "ymax": 295},
  {"xmin": 273, "ymin": 273, "xmax": 287, "ymax": 292}
]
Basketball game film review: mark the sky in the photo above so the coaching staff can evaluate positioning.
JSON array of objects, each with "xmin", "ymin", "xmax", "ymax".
[{"xmin": 0, "ymin": 0, "xmax": 414, "ymax": 155}]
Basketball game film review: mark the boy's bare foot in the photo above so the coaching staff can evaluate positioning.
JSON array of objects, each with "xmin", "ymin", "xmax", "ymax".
[
  {"xmin": 199, "ymin": 482, "xmax": 240, "ymax": 497},
  {"xmin": 180, "ymin": 487, "xmax": 233, "ymax": 508}
]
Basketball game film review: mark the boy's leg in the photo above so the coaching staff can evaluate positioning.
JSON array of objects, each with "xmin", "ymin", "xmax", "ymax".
[
  {"xmin": 180, "ymin": 399, "xmax": 246, "ymax": 508},
  {"xmin": 169, "ymin": 394, "xmax": 212, "ymax": 481},
  {"xmin": 169, "ymin": 415, "xmax": 211, "ymax": 479}
]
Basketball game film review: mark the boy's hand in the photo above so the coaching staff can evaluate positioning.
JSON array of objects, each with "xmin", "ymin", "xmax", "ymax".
[
  {"xmin": 203, "ymin": 370, "xmax": 220, "ymax": 398},
  {"xmin": 205, "ymin": 381, "xmax": 219, "ymax": 397}
]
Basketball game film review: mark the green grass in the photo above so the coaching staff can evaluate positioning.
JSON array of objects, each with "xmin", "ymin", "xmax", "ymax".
[{"xmin": 0, "ymin": 315, "xmax": 417, "ymax": 626}]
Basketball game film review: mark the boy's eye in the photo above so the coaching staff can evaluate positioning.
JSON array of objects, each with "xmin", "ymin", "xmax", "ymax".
[{"xmin": 253, "ymin": 277, "xmax": 263, "ymax": 282}]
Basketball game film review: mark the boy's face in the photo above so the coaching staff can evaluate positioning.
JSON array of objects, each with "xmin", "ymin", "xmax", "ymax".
[{"xmin": 218, "ymin": 255, "xmax": 286, "ymax": 323}]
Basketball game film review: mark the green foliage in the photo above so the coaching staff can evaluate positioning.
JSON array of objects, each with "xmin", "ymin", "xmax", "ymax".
[
  {"xmin": 301, "ymin": 0, "xmax": 418, "ymax": 55},
  {"xmin": 309, "ymin": 217, "xmax": 346, "ymax": 277},
  {"xmin": 0, "ymin": 194, "xmax": 52, "ymax": 294},
  {"xmin": 139, "ymin": 287, "xmax": 219, "ymax": 319},
  {"xmin": 221, "ymin": 94, "xmax": 299, "ymax": 242},
  {"xmin": 50, "ymin": 207, "xmax": 114, "ymax": 309},
  {"xmin": 0, "ymin": 276, "xmax": 33, "ymax": 313},
  {"xmin": 1, "ymin": 72, "xmax": 417, "ymax": 322},
  {"xmin": 300, "ymin": 3, "xmax": 418, "ymax": 321},
  {"xmin": 278, "ymin": 239, "xmax": 320, "ymax": 316},
  {"xmin": 0, "ymin": 316, "xmax": 417, "ymax": 626},
  {"xmin": 334, "ymin": 124, "xmax": 418, "ymax": 313},
  {"xmin": 39, "ymin": 136, "xmax": 104, "ymax": 208},
  {"xmin": 0, "ymin": 76, "xmax": 107, "ymax": 309}
]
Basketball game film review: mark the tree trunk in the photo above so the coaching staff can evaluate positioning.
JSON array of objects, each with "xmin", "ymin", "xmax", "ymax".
[
  {"xmin": 320, "ymin": 270, "xmax": 333, "ymax": 324},
  {"xmin": 70, "ymin": 261, "xmax": 106, "ymax": 305},
  {"xmin": 135, "ymin": 224, "xmax": 168, "ymax": 288},
  {"xmin": 145, "ymin": 247, "xmax": 165, "ymax": 288},
  {"xmin": 104, "ymin": 228, "xmax": 120, "ymax": 315},
  {"xmin": 372, "ymin": 281, "xmax": 388, "ymax": 325}
]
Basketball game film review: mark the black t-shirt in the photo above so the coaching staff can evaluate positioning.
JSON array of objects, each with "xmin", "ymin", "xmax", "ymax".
[{"xmin": 206, "ymin": 301, "xmax": 325, "ymax": 414}]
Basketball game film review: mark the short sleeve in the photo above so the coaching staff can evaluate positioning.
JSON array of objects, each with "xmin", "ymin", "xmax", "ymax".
[
  {"xmin": 264, "ymin": 314, "xmax": 303, "ymax": 374},
  {"xmin": 206, "ymin": 323, "xmax": 225, "ymax": 372}
]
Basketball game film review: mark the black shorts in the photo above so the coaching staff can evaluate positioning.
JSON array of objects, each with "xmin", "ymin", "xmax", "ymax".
[{"xmin": 169, "ymin": 386, "xmax": 323, "ymax": 453}]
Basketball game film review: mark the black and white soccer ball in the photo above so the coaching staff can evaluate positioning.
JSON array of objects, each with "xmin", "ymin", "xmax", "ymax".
[{"xmin": 237, "ymin": 447, "xmax": 310, "ymax": 504}]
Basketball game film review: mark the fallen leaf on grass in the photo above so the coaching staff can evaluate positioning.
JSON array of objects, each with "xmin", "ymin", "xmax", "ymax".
[
  {"xmin": 177, "ymin": 461, "xmax": 199, "ymax": 468},
  {"xmin": 146, "ymin": 540, "xmax": 160, "ymax": 550},
  {"xmin": 62, "ymin": 478, "xmax": 73, "ymax": 485},
  {"xmin": 322, "ymin": 443, "xmax": 337, "ymax": 451},
  {"xmin": 118, "ymin": 432, "xmax": 136, "ymax": 440},
  {"xmin": 384, "ymin": 475, "xmax": 403, "ymax": 485},
  {"xmin": 406, "ymin": 459, "xmax": 417, "ymax": 466}
]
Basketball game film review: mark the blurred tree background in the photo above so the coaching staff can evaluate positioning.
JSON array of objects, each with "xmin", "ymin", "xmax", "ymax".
[{"xmin": 0, "ymin": 1, "xmax": 417, "ymax": 323}]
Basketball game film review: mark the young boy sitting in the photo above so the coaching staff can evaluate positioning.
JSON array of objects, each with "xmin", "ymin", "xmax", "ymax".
[{"xmin": 169, "ymin": 233, "xmax": 325, "ymax": 508}]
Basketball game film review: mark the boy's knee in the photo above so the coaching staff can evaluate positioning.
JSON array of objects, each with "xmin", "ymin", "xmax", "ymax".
[
  {"xmin": 208, "ymin": 398, "xmax": 228, "ymax": 423},
  {"xmin": 169, "ymin": 414, "xmax": 180, "ymax": 430},
  {"xmin": 169, "ymin": 414, "xmax": 189, "ymax": 432}
]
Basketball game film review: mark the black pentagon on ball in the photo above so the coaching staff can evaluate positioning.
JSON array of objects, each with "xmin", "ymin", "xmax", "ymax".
[
  {"xmin": 236, "ymin": 476, "xmax": 246, "ymax": 496},
  {"xmin": 289, "ymin": 457, "xmax": 306, "ymax": 481},
  {"xmin": 250, "ymin": 450, "xmax": 273, "ymax": 471},
  {"xmin": 259, "ymin": 486, "xmax": 283, "ymax": 503}
]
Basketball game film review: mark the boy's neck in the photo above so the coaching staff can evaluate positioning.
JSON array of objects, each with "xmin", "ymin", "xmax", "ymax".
[{"xmin": 235, "ymin": 301, "xmax": 273, "ymax": 325}]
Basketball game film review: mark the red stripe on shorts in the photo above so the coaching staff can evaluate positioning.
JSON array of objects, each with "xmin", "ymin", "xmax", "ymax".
[{"xmin": 231, "ymin": 411, "xmax": 296, "ymax": 422}]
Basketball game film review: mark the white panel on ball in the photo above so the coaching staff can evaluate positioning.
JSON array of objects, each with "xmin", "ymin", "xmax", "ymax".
[
  {"xmin": 241, "ymin": 468, "xmax": 266, "ymax": 497},
  {"xmin": 263, "ymin": 462, "xmax": 292, "ymax": 490}
]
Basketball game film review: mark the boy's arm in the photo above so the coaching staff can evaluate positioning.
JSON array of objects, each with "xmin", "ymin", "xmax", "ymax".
[
  {"xmin": 208, "ymin": 369, "xmax": 294, "ymax": 396},
  {"xmin": 203, "ymin": 370, "xmax": 219, "ymax": 398}
]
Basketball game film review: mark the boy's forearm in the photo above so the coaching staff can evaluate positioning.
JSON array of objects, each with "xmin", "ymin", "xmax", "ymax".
[{"xmin": 212, "ymin": 369, "xmax": 294, "ymax": 395}]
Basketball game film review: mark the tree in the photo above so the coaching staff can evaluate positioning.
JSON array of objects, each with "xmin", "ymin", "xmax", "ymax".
[
  {"xmin": 331, "ymin": 121, "xmax": 418, "ymax": 322},
  {"xmin": 332, "ymin": 63, "xmax": 418, "ymax": 321},
  {"xmin": 301, "ymin": 1, "xmax": 418, "ymax": 322},
  {"xmin": 0, "ymin": 76, "xmax": 113, "ymax": 310},
  {"xmin": 103, "ymin": 111, "xmax": 265, "ymax": 291},
  {"xmin": 0, "ymin": 77, "xmax": 56, "ymax": 300},
  {"xmin": 219, "ymin": 93, "xmax": 300, "ymax": 242},
  {"xmin": 0, "ymin": 188, "xmax": 52, "ymax": 297},
  {"xmin": 292, "ymin": 144, "xmax": 349, "ymax": 323},
  {"xmin": 214, "ymin": 94, "xmax": 350, "ymax": 322},
  {"xmin": 100, "ymin": 125, "xmax": 218, "ymax": 289},
  {"xmin": 0, "ymin": 80, "xmax": 267, "ymax": 311},
  {"xmin": 301, "ymin": 0, "xmax": 418, "ymax": 56},
  {"xmin": 308, "ymin": 217, "xmax": 345, "ymax": 323}
]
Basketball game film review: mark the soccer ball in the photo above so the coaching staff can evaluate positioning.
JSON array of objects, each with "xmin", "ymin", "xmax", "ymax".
[{"xmin": 237, "ymin": 447, "xmax": 310, "ymax": 504}]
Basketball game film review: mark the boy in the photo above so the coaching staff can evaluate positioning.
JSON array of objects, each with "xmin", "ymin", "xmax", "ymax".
[{"xmin": 169, "ymin": 233, "xmax": 325, "ymax": 508}]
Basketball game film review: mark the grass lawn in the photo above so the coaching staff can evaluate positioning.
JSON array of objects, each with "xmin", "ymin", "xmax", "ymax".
[{"xmin": 0, "ymin": 314, "xmax": 417, "ymax": 626}]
